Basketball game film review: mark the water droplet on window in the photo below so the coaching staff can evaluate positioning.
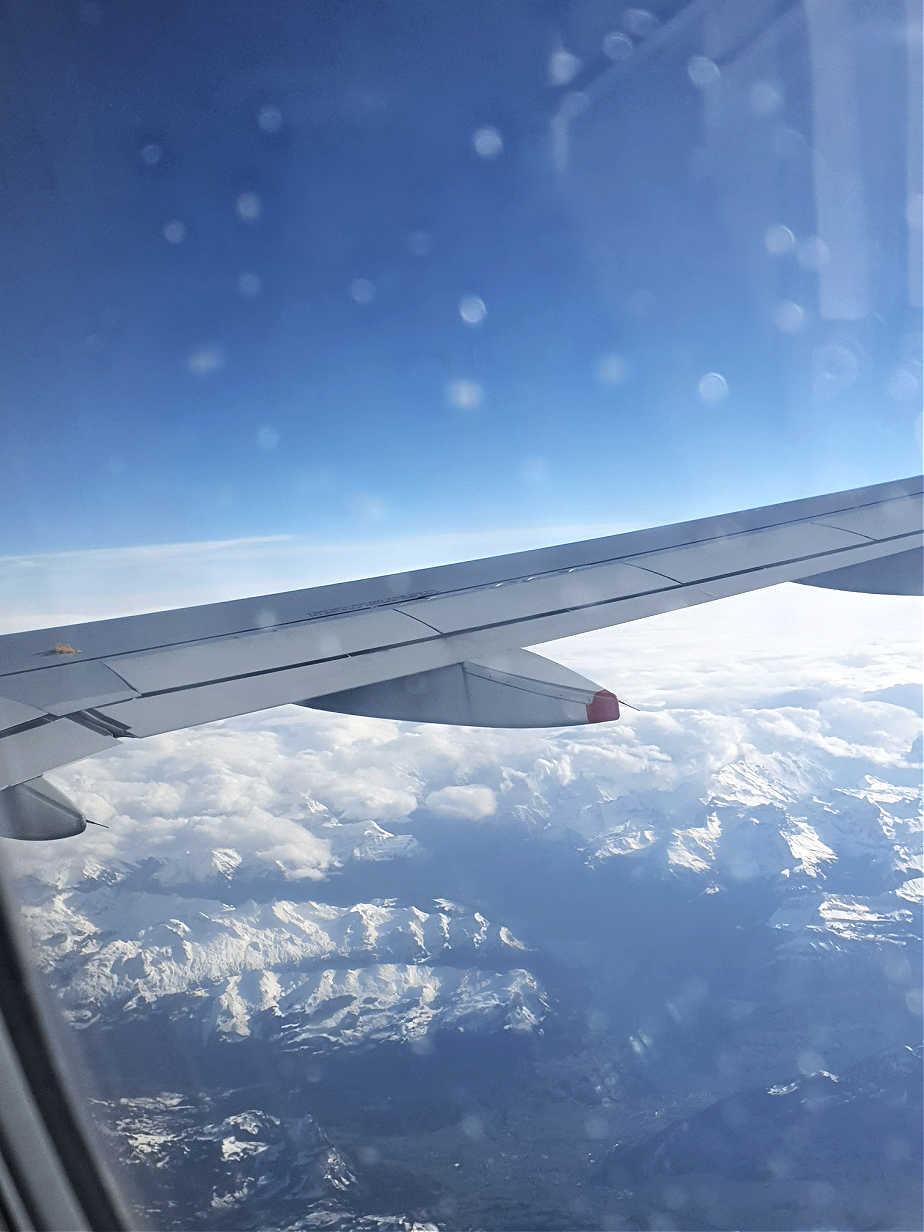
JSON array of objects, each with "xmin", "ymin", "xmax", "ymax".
[
  {"xmin": 797, "ymin": 1048, "xmax": 824, "ymax": 1075},
  {"xmin": 237, "ymin": 271, "xmax": 262, "ymax": 298},
  {"xmin": 749, "ymin": 80, "xmax": 783, "ymax": 116},
  {"xmin": 139, "ymin": 142, "xmax": 163, "ymax": 167},
  {"xmin": 79, "ymin": 0, "xmax": 102, "ymax": 24},
  {"xmin": 357, "ymin": 1145, "xmax": 381, "ymax": 1165},
  {"xmin": 767, "ymin": 1152, "xmax": 792, "ymax": 1180},
  {"xmin": 773, "ymin": 300, "xmax": 805, "ymax": 333},
  {"xmin": 602, "ymin": 31, "xmax": 633, "ymax": 61},
  {"xmin": 721, "ymin": 1098, "xmax": 748, "ymax": 1127},
  {"xmin": 887, "ymin": 366, "xmax": 920, "ymax": 402},
  {"xmin": 796, "ymin": 235, "xmax": 830, "ymax": 270},
  {"xmin": 688, "ymin": 145, "xmax": 712, "ymax": 179},
  {"xmin": 349, "ymin": 493, "xmax": 387, "ymax": 521},
  {"xmin": 622, "ymin": 8, "xmax": 658, "ymax": 37},
  {"xmin": 349, "ymin": 278, "xmax": 375, "ymax": 304},
  {"xmin": 697, "ymin": 372, "xmax": 728, "ymax": 404},
  {"xmin": 447, "ymin": 379, "xmax": 483, "ymax": 410},
  {"xmin": 407, "ymin": 230, "xmax": 432, "ymax": 257},
  {"xmin": 809, "ymin": 1181, "xmax": 836, "ymax": 1206},
  {"xmin": 813, "ymin": 343, "xmax": 860, "ymax": 392},
  {"xmin": 460, "ymin": 1114, "xmax": 483, "ymax": 1140},
  {"xmin": 459, "ymin": 295, "xmax": 486, "ymax": 326},
  {"xmin": 596, "ymin": 353, "xmax": 628, "ymax": 385},
  {"xmin": 257, "ymin": 104, "xmax": 283, "ymax": 134},
  {"xmin": 773, "ymin": 126, "xmax": 807, "ymax": 159},
  {"xmin": 687, "ymin": 56, "xmax": 720, "ymax": 89},
  {"xmin": 559, "ymin": 91, "xmax": 589, "ymax": 121},
  {"xmin": 521, "ymin": 456, "xmax": 547, "ymax": 483},
  {"xmin": 662, "ymin": 1183, "xmax": 687, "ymax": 1212},
  {"xmin": 549, "ymin": 48, "xmax": 582, "ymax": 86},
  {"xmin": 882, "ymin": 953, "xmax": 913, "ymax": 985},
  {"xmin": 585, "ymin": 1114, "xmax": 608, "ymax": 1139},
  {"xmin": 472, "ymin": 126, "xmax": 503, "ymax": 159},
  {"xmin": 764, "ymin": 224, "xmax": 795, "ymax": 255},
  {"xmin": 627, "ymin": 288, "xmax": 656, "ymax": 318},
  {"xmin": 187, "ymin": 345, "xmax": 224, "ymax": 376},
  {"xmin": 236, "ymin": 191, "xmax": 262, "ymax": 223},
  {"xmin": 256, "ymin": 425, "xmax": 279, "ymax": 450},
  {"xmin": 162, "ymin": 219, "xmax": 187, "ymax": 244}
]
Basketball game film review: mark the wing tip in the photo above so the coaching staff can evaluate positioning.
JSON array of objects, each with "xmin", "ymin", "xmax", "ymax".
[{"xmin": 586, "ymin": 690, "xmax": 620, "ymax": 724}]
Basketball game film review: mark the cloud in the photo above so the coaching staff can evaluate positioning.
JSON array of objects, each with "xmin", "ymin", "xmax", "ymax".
[{"xmin": 424, "ymin": 785, "xmax": 497, "ymax": 820}]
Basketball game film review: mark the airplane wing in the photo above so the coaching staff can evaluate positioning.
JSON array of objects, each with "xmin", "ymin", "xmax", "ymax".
[{"xmin": 1, "ymin": 475, "xmax": 921, "ymax": 838}]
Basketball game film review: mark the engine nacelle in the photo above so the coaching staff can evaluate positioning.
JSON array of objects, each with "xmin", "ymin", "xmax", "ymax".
[
  {"xmin": 304, "ymin": 649, "xmax": 619, "ymax": 729},
  {"xmin": 0, "ymin": 778, "xmax": 87, "ymax": 841}
]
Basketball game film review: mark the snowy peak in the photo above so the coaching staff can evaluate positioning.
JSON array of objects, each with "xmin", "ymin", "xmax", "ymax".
[{"xmin": 25, "ymin": 888, "xmax": 544, "ymax": 1050}]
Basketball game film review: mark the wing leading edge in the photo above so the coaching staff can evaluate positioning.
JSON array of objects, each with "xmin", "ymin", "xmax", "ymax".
[{"xmin": 0, "ymin": 475, "xmax": 920, "ymax": 837}]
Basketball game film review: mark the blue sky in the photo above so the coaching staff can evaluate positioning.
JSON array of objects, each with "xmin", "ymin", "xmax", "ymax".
[{"xmin": 2, "ymin": 0, "xmax": 920, "ymax": 563}]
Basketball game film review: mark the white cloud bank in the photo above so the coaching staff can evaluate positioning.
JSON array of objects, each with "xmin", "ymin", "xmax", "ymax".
[{"xmin": 424, "ymin": 785, "xmax": 497, "ymax": 820}]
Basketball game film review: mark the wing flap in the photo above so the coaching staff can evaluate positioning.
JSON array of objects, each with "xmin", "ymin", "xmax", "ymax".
[
  {"xmin": 1, "ymin": 661, "xmax": 136, "ymax": 715},
  {"xmin": 0, "ymin": 719, "xmax": 116, "ymax": 791},
  {"xmin": 307, "ymin": 649, "xmax": 617, "ymax": 728},
  {"xmin": 0, "ymin": 697, "xmax": 47, "ymax": 730}
]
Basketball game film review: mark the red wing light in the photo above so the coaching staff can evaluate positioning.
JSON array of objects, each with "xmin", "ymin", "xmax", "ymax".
[{"xmin": 586, "ymin": 690, "xmax": 620, "ymax": 723}]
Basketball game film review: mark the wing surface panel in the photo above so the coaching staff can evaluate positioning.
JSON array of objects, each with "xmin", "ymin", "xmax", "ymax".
[
  {"xmin": 1, "ymin": 661, "xmax": 136, "ymax": 715},
  {"xmin": 624, "ymin": 521, "xmax": 867, "ymax": 584},
  {"xmin": 809, "ymin": 495, "xmax": 923, "ymax": 540},
  {"xmin": 107, "ymin": 609, "xmax": 432, "ymax": 695},
  {"xmin": 0, "ymin": 720, "xmax": 116, "ymax": 790}
]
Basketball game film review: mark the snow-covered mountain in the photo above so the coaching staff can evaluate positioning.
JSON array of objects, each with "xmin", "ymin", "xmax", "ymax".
[
  {"xmin": 574, "ymin": 750, "xmax": 922, "ymax": 888},
  {"xmin": 19, "ymin": 888, "xmax": 543, "ymax": 1049},
  {"xmin": 596, "ymin": 1044, "xmax": 924, "ymax": 1231},
  {"xmin": 7, "ymin": 674, "xmax": 921, "ymax": 1230},
  {"xmin": 17, "ymin": 747, "xmax": 920, "ymax": 1053}
]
